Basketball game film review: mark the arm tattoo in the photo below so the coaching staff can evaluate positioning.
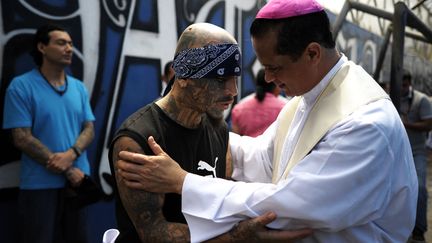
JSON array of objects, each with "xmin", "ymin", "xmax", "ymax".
[
  {"xmin": 73, "ymin": 121, "xmax": 94, "ymax": 151},
  {"xmin": 11, "ymin": 127, "xmax": 52, "ymax": 165},
  {"xmin": 205, "ymin": 221, "xmax": 261, "ymax": 243},
  {"xmin": 113, "ymin": 136, "xmax": 190, "ymax": 242}
]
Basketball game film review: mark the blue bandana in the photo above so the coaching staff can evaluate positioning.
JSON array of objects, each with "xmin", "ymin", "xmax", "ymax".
[{"xmin": 173, "ymin": 43, "xmax": 242, "ymax": 79}]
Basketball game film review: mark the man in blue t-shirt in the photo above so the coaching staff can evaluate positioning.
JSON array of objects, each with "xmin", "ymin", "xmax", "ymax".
[{"xmin": 3, "ymin": 24, "xmax": 95, "ymax": 243}]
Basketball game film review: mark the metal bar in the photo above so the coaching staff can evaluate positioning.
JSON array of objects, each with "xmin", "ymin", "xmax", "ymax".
[
  {"xmin": 405, "ymin": 30, "xmax": 432, "ymax": 43},
  {"xmin": 406, "ymin": 9, "xmax": 432, "ymax": 42},
  {"xmin": 335, "ymin": 0, "xmax": 432, "ymax": 43},
  {"xmin": 349, "ymin": 1, "xmax": 394, "ymax": 21},
  {"xmin": 411, "ymin": 0, "xmax": 428, "ymax": 10},
  {"xmin": 390, "ymin": 2, "xmax": 408, "ymax": 112},
  {"xmin": 332, "ymin": 0, "xmax": 351, "ymax": 40},
  {"xmin": 373, "ymin": 27, "xmax": 392, "ymax": 81}
]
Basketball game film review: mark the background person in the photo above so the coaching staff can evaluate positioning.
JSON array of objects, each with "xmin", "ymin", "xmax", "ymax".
[
  {"xmin": 400, "ymin": 70, "xmax": 432, "ymax": 242},
  {"xmin": 160, "ymin": 60, "xmax": 174, "ymax": 96},
  {"xmin": 231, "ymin": 68, "xmax": 288, "ymax": 137},
  {"xmin": 3, "ymin": 23, "xmax": 95, "ymax": 243}
]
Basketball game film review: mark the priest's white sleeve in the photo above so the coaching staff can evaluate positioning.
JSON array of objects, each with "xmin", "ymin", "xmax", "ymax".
[
  {"xmin": 230, "ymin": 122, "xmax": 276, "ymax": 183},
  {"xmin": 182, "ymin": 173, "xmax": 276, "ymax": 242}
]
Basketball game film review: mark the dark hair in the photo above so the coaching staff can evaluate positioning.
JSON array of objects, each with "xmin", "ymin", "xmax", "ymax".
[
  {"xmin": 30, "ymin": 23, "xmax": 67, "ymax": 66},
  {"xmin": 403, "ymin": 70, "xmax": 412, "ymax": 82},
  {"xmin": 250, "ymin": 10, "xmax": 335, "ymax": 61},
  {"xmin": 255, "ymin": 68, "xmax": 276, "ymax": 102}
]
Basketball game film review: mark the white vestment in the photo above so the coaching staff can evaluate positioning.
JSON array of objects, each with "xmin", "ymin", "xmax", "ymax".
[{"xmin": 182, "ymin": 57, "xmax": 418, "ymax": 243}]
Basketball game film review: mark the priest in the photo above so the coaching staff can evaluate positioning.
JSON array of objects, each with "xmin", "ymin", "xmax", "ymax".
[{"xmin": 116, "ymin": 0, "xmax": 418, "ymax": 242}]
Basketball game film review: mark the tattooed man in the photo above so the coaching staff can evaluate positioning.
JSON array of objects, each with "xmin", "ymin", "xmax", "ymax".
[{"xmin": 109, "ymin": 23, "xmax": 240, "ymax": 242}]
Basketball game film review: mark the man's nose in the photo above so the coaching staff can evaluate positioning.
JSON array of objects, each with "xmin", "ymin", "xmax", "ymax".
[
  {"xmin": 264, "ymin": 71, "xmax": 276, "ymax": 83},
  {"xmin": 225, "ymin": 78, "xmax": 238, "ymax": 97},
  {"xmin": 65, "ymin": 43, "xmax": 73, "ymax": 52}
]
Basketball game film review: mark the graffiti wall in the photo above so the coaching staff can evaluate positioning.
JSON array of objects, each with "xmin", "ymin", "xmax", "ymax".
[
  {"xmin": 0, "ymin": 0, "xmax": 264, "ymax": 192},
  {"xmin": 0, "ymin": 0, "xmax": 431, "ymax": 242}
]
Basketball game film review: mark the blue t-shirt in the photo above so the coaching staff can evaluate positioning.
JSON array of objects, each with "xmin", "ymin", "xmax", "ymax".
[{"xmin": 3, "ymin": 69, "xmax": 95, "ymax": 189}]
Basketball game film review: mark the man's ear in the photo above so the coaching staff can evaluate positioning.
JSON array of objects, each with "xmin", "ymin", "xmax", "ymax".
[
  {"xmin": 37, "ymin": 42, "xmax": 45, "ymax": 54},
  {"xmin": 177, "ymin": 78, "xmax": 188, "ymax": 88},
  {"xmin": 305, "ymin": 42, "xmax": 321, "ymax": 64}
]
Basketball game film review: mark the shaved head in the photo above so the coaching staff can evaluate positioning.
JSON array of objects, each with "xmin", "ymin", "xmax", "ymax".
[{"xmin": 175, "ymin": 23, "xmax": 237, "ymax": 54}]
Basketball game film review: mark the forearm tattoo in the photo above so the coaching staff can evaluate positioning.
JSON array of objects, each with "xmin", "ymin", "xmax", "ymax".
[
  {"xmin": 205, "ymin": 221, "xmax": 261, "ymax": 243},
  {"xmin": 11, "ymin": 127, "xmax": 52, "ymax": 165},
  {"xmin": 113, "ymin": 137, "xmax": 190, "ymax": 242},
  {"xmin": 73, "ymin": 121, "xmax": 94, "ymax": 151}
]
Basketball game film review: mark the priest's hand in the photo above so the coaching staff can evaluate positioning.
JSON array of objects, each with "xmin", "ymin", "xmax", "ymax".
[
  {"xmin": 117, "ymin": 136, "xmax": 187, "ymax": 194},
  {"xmin": 205, "ymin": 212, "xmax": 313, "ymax": 243}
]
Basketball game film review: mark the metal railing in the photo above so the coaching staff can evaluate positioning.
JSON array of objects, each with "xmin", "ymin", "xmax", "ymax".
[{"xmin": 332, "ymin": 0, "xmax": 432, "ymax": 111}]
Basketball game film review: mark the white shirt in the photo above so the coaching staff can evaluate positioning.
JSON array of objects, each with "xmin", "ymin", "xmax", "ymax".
[{"xmin": 181, "ymin": 60, "xmax": 417, "ymax": 243}]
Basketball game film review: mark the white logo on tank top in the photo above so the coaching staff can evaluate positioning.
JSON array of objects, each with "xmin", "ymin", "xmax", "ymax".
[{"xmin": 197, "ymin": 157, "xmax": 218, "ymax": 178}]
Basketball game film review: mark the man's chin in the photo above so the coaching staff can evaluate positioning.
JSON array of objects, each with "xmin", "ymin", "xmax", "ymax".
[{"xmin": 206, "ymin": 109, "xmax": 224, "ymax": 120}]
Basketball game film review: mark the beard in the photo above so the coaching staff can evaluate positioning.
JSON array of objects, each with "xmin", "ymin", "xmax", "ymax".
[
  {"xmin": 206, "ymin": 107, "xmax": 224, "ymax": 121},
  {"xmin": 205, "ymin": 94, "xmax": 233, "ymax": 125},
  {"xmin": 206, "ymin": 103, "xmax": 233, "ymax": 128}
]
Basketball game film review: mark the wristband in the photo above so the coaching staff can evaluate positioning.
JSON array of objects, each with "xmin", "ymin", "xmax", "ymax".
[{"xmin": 72, "ymin": 146, "xmax": 82, "ymax": 157}]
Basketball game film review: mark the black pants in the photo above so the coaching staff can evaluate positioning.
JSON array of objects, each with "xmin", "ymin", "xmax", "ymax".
[{"xmin": 18, "ymin": 188, "xmax": 88, "ymax": 243}]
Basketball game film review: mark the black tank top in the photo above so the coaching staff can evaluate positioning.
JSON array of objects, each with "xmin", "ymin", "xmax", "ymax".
[{"xmin": 109, "ymin": 103, "xmax": 228, "ymax": 242}]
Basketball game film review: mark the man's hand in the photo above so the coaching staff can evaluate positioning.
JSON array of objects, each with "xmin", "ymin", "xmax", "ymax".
[
  {"xmin": 65, "ymin": 167, "xmax": 85, "ymax": 187},
  {"xmin": 205, "ymin": 212, "xmax": 312, "ymax": 243},
  {"xmin": 117, "ymin": 136, "xmax": 187, "ymax": 194},
  {"xmin": 46, "ymin": 150, "xmax": 75, "ymax": 173}
]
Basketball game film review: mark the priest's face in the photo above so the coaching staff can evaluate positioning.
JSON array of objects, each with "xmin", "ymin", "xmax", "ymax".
[{"xmin": 252, "ymin": 30, "xmax": 317, "ymax": 97}]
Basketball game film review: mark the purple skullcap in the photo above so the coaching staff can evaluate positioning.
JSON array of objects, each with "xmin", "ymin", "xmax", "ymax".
[{"xmin": 256, "ymin": 0, "xmax": 324, "ymax": 19}]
